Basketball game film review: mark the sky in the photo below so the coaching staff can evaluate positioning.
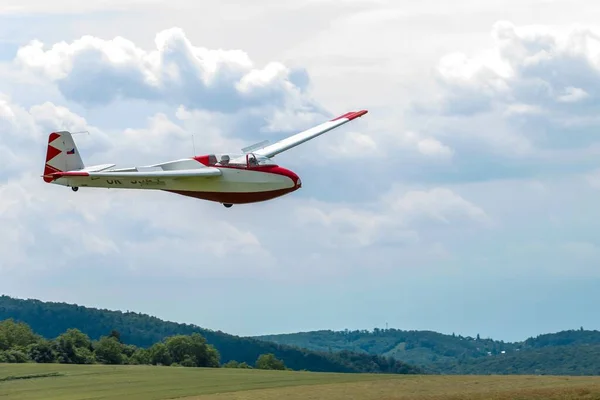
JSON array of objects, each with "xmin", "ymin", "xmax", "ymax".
[{"xmin": 1, "ymin": 0, "xmax": 599, "ymax": 343}]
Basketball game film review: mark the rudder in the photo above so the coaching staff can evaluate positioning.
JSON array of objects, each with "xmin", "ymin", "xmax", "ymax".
[{"xmin": 43, "ymin": 131, "xmax": 85, "ymax": 183}]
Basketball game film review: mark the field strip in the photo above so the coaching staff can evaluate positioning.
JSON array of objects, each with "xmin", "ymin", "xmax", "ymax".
[{"xmin": 182, "ymin": 375, "xmax": 600, "ymax": 400}]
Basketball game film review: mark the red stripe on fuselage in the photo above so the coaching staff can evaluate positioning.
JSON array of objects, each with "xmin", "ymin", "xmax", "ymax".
[
  {"xmin": 175, "ymin": 157, "xmax": 302, "ymax": 204},
  {"xmin": 192, "ymin": 156, "xmax": 300, "ymax": 186},
  {"xmin": 164, "ymin": 186, "xmax": 299, "ymax": 204}
]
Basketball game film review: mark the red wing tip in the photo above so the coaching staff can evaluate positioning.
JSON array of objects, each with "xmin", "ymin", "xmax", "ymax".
[{"xmin": 330, "ymin": 109, "xmax": 369, "ymax": 121}]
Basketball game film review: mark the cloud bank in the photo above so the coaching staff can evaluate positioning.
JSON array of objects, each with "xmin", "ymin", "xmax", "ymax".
[
  {"xmin": 1, "ymin": 14, "xmax": 599, "ymax": 340},
  {"xmin": 15, "ymin": 27, "xmax": 320, "ymax": 118}
]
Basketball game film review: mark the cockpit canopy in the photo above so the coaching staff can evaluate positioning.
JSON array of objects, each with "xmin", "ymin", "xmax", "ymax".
[{"xmin": 198, "ymin": 153, "xmax": 276, "ymax": 168}]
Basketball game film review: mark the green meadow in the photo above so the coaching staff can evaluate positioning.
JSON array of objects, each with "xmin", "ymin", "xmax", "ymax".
[{"xmin": 2, "ymin": 363, "xmax": 600, "ymax": 400}]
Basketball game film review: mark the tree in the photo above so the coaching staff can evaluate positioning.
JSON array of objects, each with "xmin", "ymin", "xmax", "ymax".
[
  {"xmin": 0, "ymin": 349, "xmax": 29, "ymax": 363},
  {"xmin": 163, "ymin": 333, "xmax": 219, "ymax": 368},
  {"xmin": 148, "ymin": 343, "xmax": 172, "ymax": 366},
  {"xmin": 121, "ymin": 344, "xmax": 137, "ymax": 358},
  {"xmin": 108, "ymin": 329, "xmax": 121, "ymax": 343},
  {"xmin": 129, "ymin": 348, "xmax": 151, "ymax": 365},
  {"xmin": 255, "ymin": 353, "xmax": 286, "ymax": 370},
  {"xmin": 53, "ymin": 329, "xmax": 94, "ymax": 364},
  {"xmin": 223, "ymin": 360, "xmax": 240, "ymax": 368},
  {"xmin": 27, "ymin": 339, "xmax": 56, "ymax": 363},
  {"xmin": 0, "ymin": 319, "xmax": 40, "ymax": 350},
  {"xmin": 94, "ymin": 336, "xmax": 123, "ymax": 364}
]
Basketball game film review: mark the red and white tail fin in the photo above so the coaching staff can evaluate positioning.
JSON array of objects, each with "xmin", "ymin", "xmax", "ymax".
[{"xmin": 43, "ymin": 131, "xmax": 85, "ymax": 183}]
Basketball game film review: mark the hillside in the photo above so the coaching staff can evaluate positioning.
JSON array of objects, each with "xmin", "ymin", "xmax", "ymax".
[
  {"xmin": 437, "ymin": 344, "xmax": 600, "ymax": 375},
  {"xmin": 255, "ymin": 328, "xmax": 600, "ymax": 375},
  {"xmin": 256, "ymin": 329, "xmax": 519, "ymax": 366},
  {"xmin": 0, "ymin": 295, "xmax": 420, "ymax": 374}
]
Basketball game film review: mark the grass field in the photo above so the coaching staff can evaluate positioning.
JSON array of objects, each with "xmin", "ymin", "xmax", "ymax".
[{"xmin": 2, "ymin": 364, "xmax": 600, "ymax": 400}]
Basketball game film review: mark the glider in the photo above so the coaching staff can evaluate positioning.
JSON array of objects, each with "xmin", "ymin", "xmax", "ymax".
[{"xmin": 42, "ymin": 109, "xmax": 368, "ymax": 207}]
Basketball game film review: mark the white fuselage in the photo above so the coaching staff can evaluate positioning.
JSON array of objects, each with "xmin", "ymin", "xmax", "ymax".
[{"xmin": 52, "ymin": 163, "xmax": 301, "ymax": 204}]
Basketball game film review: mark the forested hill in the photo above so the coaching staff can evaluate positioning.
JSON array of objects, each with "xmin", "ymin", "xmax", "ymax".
[
  {"xmin": 256, "ymin": 329, "xmax": 519, "ymax": 367},
  {"xmin": 255, "ymin": 328, "xmax": 600, "ymax": 375},
  {"xmin": 0, "ymin": 295, "xmax": 420, "ymax": 374}
]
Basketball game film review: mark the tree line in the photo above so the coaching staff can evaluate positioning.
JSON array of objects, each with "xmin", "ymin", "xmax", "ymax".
[
  {"xmin": 0, "ymin": 296, "xmax": 422, "ymax": 374},
  {"xmin": 0, "ymin": 319, "xmax": 287, "ymax": 370}
]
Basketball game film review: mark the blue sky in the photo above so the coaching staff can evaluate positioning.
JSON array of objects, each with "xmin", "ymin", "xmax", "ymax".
[{"xmin": 1, "ymin": 0, "xmax": 600, "ymax": 343}]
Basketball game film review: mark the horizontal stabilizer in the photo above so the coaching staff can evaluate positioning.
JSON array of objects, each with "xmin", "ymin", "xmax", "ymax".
[{"xmin": 80, "ymin": 164, "xmax": 116, "ymax": 172}]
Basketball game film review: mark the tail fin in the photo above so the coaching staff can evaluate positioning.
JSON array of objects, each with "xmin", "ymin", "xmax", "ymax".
[{"xmin": 43, "ymin": 131, "xmax": 85, "ymax": 183}]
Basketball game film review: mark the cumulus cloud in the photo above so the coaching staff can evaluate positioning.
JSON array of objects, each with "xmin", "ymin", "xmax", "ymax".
[
  {"xmin": 401, "ymin": 131, "xmax": 454, "ymax": 158},
  {"xmin": 14, "ymin": 27, "xmax": 321, "ymax": 116},
  {"xmin": 430, "ymin": 21, "xmax": 600, "ymax": 122},
  {"xmin": 319, "ymin": 130, "xmax": 378, "ymax": 159},
  {"xmin": 294, "ymin": 186, "xmax": 489, "ymax": 249},
  {"xmin": 382, "ymin": 187, "xmax": 490, "ymax": 225},
  {"xmin": 0, "ymin": 173, "xmax": 272, "ymax": 275},
  {"xmin": 7, "ymin": 28, "xmax": 458, "ymax": 165},
  {"xmin": 402, "ymin": 20, "xmax": 600, "ymax": 186}
]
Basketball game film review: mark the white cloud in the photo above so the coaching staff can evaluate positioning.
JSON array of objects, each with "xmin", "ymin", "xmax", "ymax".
[
  {"xmin": 503, "ymin": 103, "xmax": 544, "ymax": 116},
  {"xmin": 432, "ymin": 21, "xmax": 600, "ymax": 118},
  {"xmin": 7, "ymin": 27, "xmax": 458, "ymax": 166},
  {"xmin": 294, "ymin": 203, "xmax": 396, "ymax": 248},
  {"xmin": 14, "ymin": 27, "xmax": 319, "ymax": 115},
  {"xmin": 402, "ymin": 131, "xmax": 454, "ymax": 158},
  {"xmin": 309, "ymin": 119, "xmax": 453, "ymax": 163},
  {"xmin": 383, "ymin": 187, "xmax": 490, "ymax": 225},
  {"xmin": 295, "ymin": 186, "xmax": 489, "ymax": 249},
  {"xmin": 404, "ymin": 19, "xmax": 600, "ymax": 180},
  {"xmin": 320, "ymin": 130, "xmax": 378, "ymax": 159},
  {"xmin": 556, "ymin": 86, "xmax": 589, "ymax": 103}
]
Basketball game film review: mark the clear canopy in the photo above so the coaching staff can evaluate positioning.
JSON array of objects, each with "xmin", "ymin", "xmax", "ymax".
[{"xmin": 205, "ymin": 153, "xmax": 276, "ymax": 167}]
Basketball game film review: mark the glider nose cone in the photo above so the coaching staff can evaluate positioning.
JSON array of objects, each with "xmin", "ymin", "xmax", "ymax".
[
  {"xmin": 273, "ymin": 167, "xmax": 301, "ymax": 189},
  {"xmin": 287, "ymin": 169, "xmax": 301, "ymax": 188}
]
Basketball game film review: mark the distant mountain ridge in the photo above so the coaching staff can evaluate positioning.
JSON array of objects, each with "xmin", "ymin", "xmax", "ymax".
[
  {"xmin": 0, "ymin": 295, "xmax": 420, "ymax": 374},
  {"xmin": 255, "ymin": 328, "xmax": 600, "ymax": 375}
]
